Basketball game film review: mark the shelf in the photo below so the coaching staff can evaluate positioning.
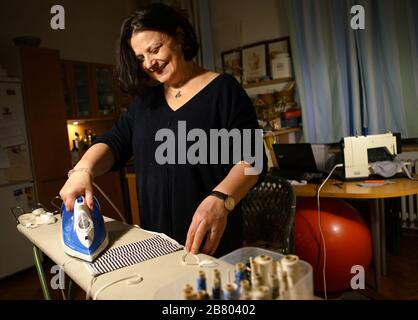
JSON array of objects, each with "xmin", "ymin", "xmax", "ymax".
[
  {"xmin": 263, "ymin": 127, "xmax": 301, "ymax": 138},
  {"xmin": 66, "ymin": 116, "xmax": 117, "ymax": 124},
  {"xmin": 243, "ymin": 78, "xmax": 294, "ymax": 89}
]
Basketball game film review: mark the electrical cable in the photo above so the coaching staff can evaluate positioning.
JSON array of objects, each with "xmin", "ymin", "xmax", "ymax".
[
  {"xmin": 91, "ymin": 274, "xmax": 143, "ymax": 300},
  {"xmin": 316, "ymin": 163, "xmax": 343, "ymax": 300},
  {"xmin": 181, "ymin": 252, "xmax": 219, "ymax": 268},
  {"xmin": 92, "ymin": 182, "xmax": 126, "ymax": 223},
  {"xmin": 59, "ymin": 258, "xmax": 78, "ymax": 300}
]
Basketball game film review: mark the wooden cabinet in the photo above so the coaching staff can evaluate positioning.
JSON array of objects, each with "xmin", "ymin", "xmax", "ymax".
[
  {"xmin": 61, "ymin": 60, "xmax": 119, "ymax": 120},
  {"xmin": 20, "ymin": 47, "xmax": 72, "ymax": 204},
  {"xmin": 20, "ymin": 47, "xmax": 128, "ymax": 219},
  {"xmin": 126, "ymin": 173, "xmax": 141, "ymax": 226}
]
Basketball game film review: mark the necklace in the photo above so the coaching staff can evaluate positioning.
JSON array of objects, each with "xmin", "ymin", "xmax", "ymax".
[{"xmin": 167, "ymin": 65, "xmax": 202, "ymax": 99}]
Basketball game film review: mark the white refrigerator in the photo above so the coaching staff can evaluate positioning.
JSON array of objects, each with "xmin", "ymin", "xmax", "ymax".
[{"xmin": 0, "ymin": 78, "xmax": 36, "ymax": 279}]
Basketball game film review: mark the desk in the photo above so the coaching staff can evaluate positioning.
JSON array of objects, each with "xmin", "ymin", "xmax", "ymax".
[
  {"xmin": 17, "ymin": 216, "xmax": 234, "ymax": 300},
  {"xmin": 293, "ymin": 178, "xmax": 418, "ymax": 292}
]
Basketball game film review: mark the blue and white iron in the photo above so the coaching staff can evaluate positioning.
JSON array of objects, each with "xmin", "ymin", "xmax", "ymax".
[{"xmin": 61, "ymin": 196, "xmax": 109, "ymax": 262}]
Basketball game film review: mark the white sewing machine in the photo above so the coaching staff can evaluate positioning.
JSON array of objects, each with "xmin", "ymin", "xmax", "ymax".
[{"xmin": 341, "ymin": 133, "xmax": 401, "ymax": 180}]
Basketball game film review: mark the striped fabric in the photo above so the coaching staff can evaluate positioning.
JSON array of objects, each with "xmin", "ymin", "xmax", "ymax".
[{"xmin": 87, "ymin": 235, "xmax": 183, "ymax": 276}]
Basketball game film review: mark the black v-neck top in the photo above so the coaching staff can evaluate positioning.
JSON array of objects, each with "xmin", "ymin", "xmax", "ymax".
[{"xmin": 95, "ymin": 73, "xmax": 267, "ymax": 256}]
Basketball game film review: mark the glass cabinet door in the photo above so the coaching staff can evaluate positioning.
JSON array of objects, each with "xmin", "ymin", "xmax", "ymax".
[
  {"xmin": 73, "ymin": 64, "xmax": 91, "ymax": 117},
  {"xmin": 95, "ymin": 67, "xmax": 116, "ymax": 116},
  {"xmin": 61, "ymin": 64, "xmax": 73, "ymax": 118}
]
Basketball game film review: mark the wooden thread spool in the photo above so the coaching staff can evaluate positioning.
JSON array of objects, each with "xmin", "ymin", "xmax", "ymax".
[
  {"xmin": 269, "ymin": 273, "xmax": 279, "ymax": 299},
  {"xmin": 254, "ymin": 255, "xmax": 274, "ymax": 285},
  {"xmin": 224, "ymin": 283, "xmax": 238, "ymax": 300},
  {"xmin": 252, "ymin": 272, "xmax": 262, "ymax": 289},
  {"xmin": 183, "ymin": 284, "xmax": 196, "ymax": 300},
  {"xmin": 282, "ymin": 255, "xmax": 301, "ymax": 283},
  {"xmin": 197, "ymin": 290, "xmax": 210, "ymax": 300},
  {"xmin": 252, "ymin": 285, "xmax": 271, "ymax": 300},
  {"xmin": 240, "ymin": 279, "xmax": 251, "ymax": 296}
]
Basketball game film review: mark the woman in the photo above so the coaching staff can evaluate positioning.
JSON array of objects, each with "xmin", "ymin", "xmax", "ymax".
[{"xmin": 60, "ymin": 3, "xmax": 266, "ymax": 257}]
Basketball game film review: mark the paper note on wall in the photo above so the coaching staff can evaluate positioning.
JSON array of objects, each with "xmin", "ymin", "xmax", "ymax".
[
  {"xmin": 4, "ymin": 145, "xmax": 32, "ymax": 182},
  {"xmin": 0, "ymin": 120, "xmax": 25, "ymax": 147},
  {"xmin": 0, "ymin": 103, "xmax": 26, "ymax": 147}
]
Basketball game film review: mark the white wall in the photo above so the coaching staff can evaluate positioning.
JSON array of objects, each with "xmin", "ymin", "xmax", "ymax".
[
  {"xmin": 0, "ymin": 0, "xmax": 146, "ymax": 77},
  {"xmin": 209, "ymin": 0, "xmax": 289, "ymax": 72}
]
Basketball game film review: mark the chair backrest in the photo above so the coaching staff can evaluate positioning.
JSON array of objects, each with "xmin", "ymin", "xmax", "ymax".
[{"xmin": 241, "ymin": 173, "xmax": 296, "ymax": 254}]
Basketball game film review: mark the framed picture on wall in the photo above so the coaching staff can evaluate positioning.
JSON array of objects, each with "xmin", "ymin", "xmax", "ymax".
[
  {"xmin": 242, "ymin": 43, "xmax": 268, "ymax": 84},
  {"xmin": 222, "ymin": 50, "xmax": 242, "ymax": 83},
  {"xmin": 267, "ymin": 37, "xmax": 292, "ymax": 79},
  {"xmin": 267, "ymin": 37, "xmax": 290, "ymax": 59}
]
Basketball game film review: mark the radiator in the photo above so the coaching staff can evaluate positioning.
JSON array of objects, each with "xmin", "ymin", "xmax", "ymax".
[{"xmin": 398, "ymin": 154, "xmax": 418, "ymax": 229}]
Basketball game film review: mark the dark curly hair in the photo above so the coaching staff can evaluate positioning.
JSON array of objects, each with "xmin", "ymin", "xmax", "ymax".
[{"xmin": 117, "ymin": 3, "xmax": 199, "ymax": 96}]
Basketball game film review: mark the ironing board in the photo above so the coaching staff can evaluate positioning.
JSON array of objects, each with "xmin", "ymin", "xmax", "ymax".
[{"xmin": 17, "ymin": 215, "xmax": 234, "ymax": 300}]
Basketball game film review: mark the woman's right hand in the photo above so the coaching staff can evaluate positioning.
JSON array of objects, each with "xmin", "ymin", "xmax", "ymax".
[{"xmin": 59, "ymin": 170, "xmax": 94, "ymax": 212}]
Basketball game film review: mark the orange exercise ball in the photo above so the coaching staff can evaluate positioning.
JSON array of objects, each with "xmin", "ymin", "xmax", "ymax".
[{"xmin": 294, "ymin": 197, "xmax": 372, "ymax": 293}]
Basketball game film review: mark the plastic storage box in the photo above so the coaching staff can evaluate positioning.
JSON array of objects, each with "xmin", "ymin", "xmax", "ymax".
[{"xmin": 220, "ymin": 247, "xmax": 314, "ymax": 300}]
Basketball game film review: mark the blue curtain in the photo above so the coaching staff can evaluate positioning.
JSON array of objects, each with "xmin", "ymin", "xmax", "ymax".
[{"xmin": 286, "ymin": 0, "xmax": 418, "ymax": 143}]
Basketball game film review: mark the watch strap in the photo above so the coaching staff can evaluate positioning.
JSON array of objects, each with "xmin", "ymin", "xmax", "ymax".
[{"xmin": 209, "ymin": 190, "xmax": 228, "ymax": 200}]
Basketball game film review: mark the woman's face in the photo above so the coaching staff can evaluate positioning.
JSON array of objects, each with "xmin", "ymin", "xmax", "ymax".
[{"xmin": 130, "ymin": 30, "xmax": 185, "ymax": 85}]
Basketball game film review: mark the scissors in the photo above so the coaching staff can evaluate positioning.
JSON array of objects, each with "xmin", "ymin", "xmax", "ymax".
[{"xmin": 332, "ymin": 182, "xmax": 344, "ymax": 189}]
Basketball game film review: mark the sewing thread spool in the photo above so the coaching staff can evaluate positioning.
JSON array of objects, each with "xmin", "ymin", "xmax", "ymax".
[
  {"xmin": 214, "ymin": 268, "xmax": 221, "ymax": 280},
  {"xmin": 240, "ymin": 291, "xmax": 252, "ymax": 300},
  {"xmin": 250, "ymin": 257, "xmax": 258, "ymax": 285},
  {"xmin": 252, "ymin": 285, "xmax": 271, "ymax": 300},
  {"xmin": 235, "ymin": 262, "xmax": 246, "ymax": 288},
  {"xmin": 252, "ymin": 272, "xmax": 262, "ymax": 289},
  {"xmin": 279, "ymin": 271, "xmax": 289, "ymax": 297},
  {"xmin": 224, "ymin": 283, "xmax": 238, "ymax": 300},
  {"xmin": 197, "ymin": 270, "xmax": 207, "ymax": 291},
  {"xmin": 197, "ymin": 290, "xmax": 210, "ymax": 300},
  {"xmin": 183, "ymin": 284, "xmax": 196, "ymax": 300},
  {"xmin": 281, "ymin": 255, "xmax": 303, "ymax": 299},
  {"xmin": 269, "ymin": 273, "xmax": 279, "ymax": 299},
  {"xmin": 254, "ymin": 255, "xmax": 274, "ymax": 285},
  {"xmin": 240, "ymin": 279, "xmax": 251, "ymax": 295},
  {"xmin": 276, "ymin": 260, "xmax": 287, "ymax": 296},
  {"xmin": 281, "ymin": 255, "xmax": 302, "ymax": 287},
  {"xmin": 250, "ymin": 256, "xmax": 257, "ymax": 275},
  {"xmin": 184, "ymin": 284, "xmax": 193, "ymax": 292},
  {"xmin": 212, "ymin": 277, "xmax": 222, "ymax": 300}
]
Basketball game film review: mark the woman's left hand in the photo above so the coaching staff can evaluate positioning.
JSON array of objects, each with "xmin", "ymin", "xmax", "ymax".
[{"xmin": 185, "ymin": 195, "xmax": 229, "ymax": 255}]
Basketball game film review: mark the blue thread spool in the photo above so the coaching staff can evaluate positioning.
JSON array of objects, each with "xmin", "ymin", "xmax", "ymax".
[
  {"xmin": 235, "ymin": 263, "xmax": 246, "ymax": 288},
  {"xmin": 212, "ymin": 269, "xmax": 222, "ymax": 299},
  {"xmin": 212, "ymin": 277, "xmax": 221, "ymax": 299},
  {"xmin": 197, "ymin": 270, "xmax": 206, "ymax": 291}
]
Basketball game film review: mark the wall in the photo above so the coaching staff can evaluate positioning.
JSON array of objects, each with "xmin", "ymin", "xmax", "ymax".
[
  {"xmin": 0, "ymin": 0, "xmax": 147, "ymax": 77},
  {"xmin": 209, "ymin": 0, "xmax": 289, "ymax": 72}
]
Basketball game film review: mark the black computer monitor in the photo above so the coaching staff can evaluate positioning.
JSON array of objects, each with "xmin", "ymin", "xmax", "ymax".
[{"xmin": 272, "ymin": 143, "xmax": 318, "ymax": 172}]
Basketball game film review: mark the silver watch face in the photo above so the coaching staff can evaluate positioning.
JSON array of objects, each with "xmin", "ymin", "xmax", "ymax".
[{"xmin": 225, "ymin": 196, "xmax": 235, "ymax": 211}]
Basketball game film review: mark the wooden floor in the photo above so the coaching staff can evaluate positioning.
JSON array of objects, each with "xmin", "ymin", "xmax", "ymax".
[
  {"xmin": 1, "ymin": 232, "xmax": 417, "ymax": 300},
  {"xmin": 364, "ymin": 229, "xmax": 418, "ymax": 300}
]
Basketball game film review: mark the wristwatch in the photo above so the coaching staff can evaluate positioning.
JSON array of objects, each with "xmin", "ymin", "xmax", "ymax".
[{"xmin": 209, "ymin": 191, "xmax": 235, "ymax": 212}]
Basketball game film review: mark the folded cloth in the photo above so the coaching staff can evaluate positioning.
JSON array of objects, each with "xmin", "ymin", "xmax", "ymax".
[
  {"xmin": 87, "ymin": 235, "xmax": 183, "ymax": 276},
  {"xmin": 369, "ymin": 161, "xmax": 403, "ymax": 178}
]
